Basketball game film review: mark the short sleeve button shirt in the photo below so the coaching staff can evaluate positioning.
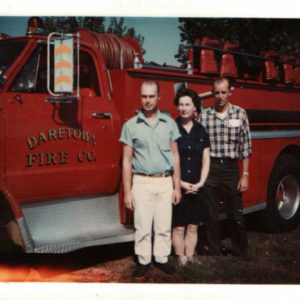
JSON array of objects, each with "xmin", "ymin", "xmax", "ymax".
[
  {"xmin": 120, "ymin": 110, "xmax": 181, "ymax": 175},
  {"xmin": 176, "ymin": 118, "xmax": 210, "ymax": 184}
]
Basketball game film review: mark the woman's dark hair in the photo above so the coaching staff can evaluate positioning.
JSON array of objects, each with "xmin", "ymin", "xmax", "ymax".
[{"xmin": 174, "ymin": 87, "xmax": 201, "ymax": 113}]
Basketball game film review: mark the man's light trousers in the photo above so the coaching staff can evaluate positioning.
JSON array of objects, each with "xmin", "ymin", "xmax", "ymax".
[{"xmin": 132, "ymin": 174, "xmax": 173, "ymax": 265}]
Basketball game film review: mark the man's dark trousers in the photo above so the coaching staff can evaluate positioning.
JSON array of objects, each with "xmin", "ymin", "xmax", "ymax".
[{"xmin": 204, "ymin": 157, "xmax": 248, "ymax": 256}]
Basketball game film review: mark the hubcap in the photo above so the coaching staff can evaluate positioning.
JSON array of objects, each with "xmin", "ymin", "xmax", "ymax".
[{"xmin": 276, "ymin": 175, "xmax": 300, "ymax": 220}]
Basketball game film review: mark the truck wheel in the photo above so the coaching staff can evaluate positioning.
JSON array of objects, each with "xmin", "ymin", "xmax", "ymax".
[
  {"xmin": 0, "ymin": 222, "xmax": 24, "ymax": 257},
  {"xmin": 0, "ymin": 199, "xmax": 24, "ymax": 256},
  {"xmin": 265, "ymin": 154, "xmax": 300, "ymax": 232}
]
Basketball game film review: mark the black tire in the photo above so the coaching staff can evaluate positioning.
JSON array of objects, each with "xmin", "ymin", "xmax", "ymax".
[
  {"xmin": 0, "ymin": 224, "xmax": 23, "ymax": 256},
  {"xmin": 0, "ymin": 198, "xmax": 24, "ymax": 256},
  {"xmin": 264, "ymin": 154, "xmax": 300, "ymax": 232}
]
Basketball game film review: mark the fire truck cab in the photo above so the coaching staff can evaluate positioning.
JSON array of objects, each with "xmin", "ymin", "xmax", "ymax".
[
  {"xmin": 0, "ymin": 19, "xmax": 135, "ymax": 253},
  {"xmin": 0, "ymin": 18, "xmax": 300, "ymax": 254}
]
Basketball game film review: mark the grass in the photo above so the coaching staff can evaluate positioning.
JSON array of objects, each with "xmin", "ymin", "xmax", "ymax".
[{"xmin": 172, "ymin": 220, "xmax": 300, "ymax": 284}]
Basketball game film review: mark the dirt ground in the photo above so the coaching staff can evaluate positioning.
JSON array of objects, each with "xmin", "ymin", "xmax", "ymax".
[{"xmin": 1, "ymin": 214, "xmax": 300, "ymax": 284}]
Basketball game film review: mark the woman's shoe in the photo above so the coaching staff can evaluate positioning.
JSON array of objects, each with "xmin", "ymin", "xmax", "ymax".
[
  {"xmin": 177, "ymin": 255, "xmax": 188, "ymax": 267},
  {"xmin": 187, "ymin": 255, "xmax": 201, "ymax": 265}
]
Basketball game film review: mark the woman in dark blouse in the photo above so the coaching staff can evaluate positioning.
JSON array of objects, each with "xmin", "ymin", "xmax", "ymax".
[{"xmin": 172, "ymin": 88, "xmax": 210, "ymax": 266}]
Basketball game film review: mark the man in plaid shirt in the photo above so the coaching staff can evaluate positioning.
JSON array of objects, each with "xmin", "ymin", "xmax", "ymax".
[{"xmin": 199, "ymin": 76, "xmax": 252, "ymax": 260}]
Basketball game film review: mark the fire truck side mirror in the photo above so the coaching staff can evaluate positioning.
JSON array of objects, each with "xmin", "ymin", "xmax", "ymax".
[{"xmin": 46, "ymin": 32, "xmax": 80, "ymax": 104}]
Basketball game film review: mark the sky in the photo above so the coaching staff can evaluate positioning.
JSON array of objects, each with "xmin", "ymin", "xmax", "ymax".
[{"xmin": 0, "ymin": 16, "xmax": 181, "ymax": 66}]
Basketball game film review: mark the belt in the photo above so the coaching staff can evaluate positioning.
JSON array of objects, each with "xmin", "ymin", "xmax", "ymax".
[
  {"xmin": 211, "ymin": 157, "xmax": 238, "ymax": 164},
  {"xmin": 134, "ymin": 172, "xmax": 173, "ymax": 178}
]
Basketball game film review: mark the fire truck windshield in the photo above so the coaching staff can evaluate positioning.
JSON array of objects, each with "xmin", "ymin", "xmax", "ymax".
[{"xmin": 0, "ymin": 41, "xmax": 27, "ymax": 75}]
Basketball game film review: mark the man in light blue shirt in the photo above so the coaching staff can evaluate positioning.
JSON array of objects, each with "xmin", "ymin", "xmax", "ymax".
[{"xmin": 120, "ymin": 79, "xmax": 181, "ymax": 278}]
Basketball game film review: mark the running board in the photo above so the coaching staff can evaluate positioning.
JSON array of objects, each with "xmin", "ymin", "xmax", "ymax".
[{"xmin": 19, "ymin": 194, "xmax": 134, "ymax": 253}]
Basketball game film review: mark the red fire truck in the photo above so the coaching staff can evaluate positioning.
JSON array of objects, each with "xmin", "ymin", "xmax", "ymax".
[{"xmin": 0, "ymin": 18, "xmax": 299, "ymax": 254}]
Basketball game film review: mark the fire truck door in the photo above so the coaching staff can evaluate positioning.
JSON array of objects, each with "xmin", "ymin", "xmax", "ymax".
[{"xmin": 3, "ymin": 44, "xmax": 115, "ymax": 203}]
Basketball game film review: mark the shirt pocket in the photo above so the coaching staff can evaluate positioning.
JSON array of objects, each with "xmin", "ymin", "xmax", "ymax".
[
  {"xmin": 228, "ymin": 119, "xmax": 240, "ymax": 142},
  {"xmin": 158, "ymin": 140, "xmax": 171, "ymax": 152},
  {"xmin": 155, "ymin": 132, "xmax": 171, "ymax": 151},
  {"xmin": 155, "ymin": 135, "xmax": 172, "ymax": 165}
]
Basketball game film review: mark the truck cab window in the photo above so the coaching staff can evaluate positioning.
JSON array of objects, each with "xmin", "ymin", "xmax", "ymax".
[
  {"xmin": 10, "ymin": 44, "xmax": 53, "ymax": 93},
  {"xmin": 10, "ymin": 47, "xmax": 40, "ymax": 92},
  {"xmin": 0, "ymin": 41, "xmax": 27, "ymax": 76},
  {"xmin": 76, "ymin": 51, "xmax": 101, "ymax": 96}
]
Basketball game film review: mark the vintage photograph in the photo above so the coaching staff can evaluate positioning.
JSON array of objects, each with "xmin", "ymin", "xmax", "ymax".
[{"xmin": 0, "ymin": 1, "xmax": 299, "ymax": 298}]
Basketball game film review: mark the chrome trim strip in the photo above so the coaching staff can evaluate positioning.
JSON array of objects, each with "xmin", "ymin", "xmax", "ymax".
[
  {"xmin": 251, "ymin": 130, "xmax": 300, "ymax": 139},
  {"xmin": 16, "ymin": 217, "xmax": 34, "ymax": 253},
  {"xmin": 34, "ymin": 233, "xmax": 135, "ymax": 254},
  {"xmin": 243, "ymin": 203, "xmax": 267, "ymax": 214},
  {"xmin": 218, "ymin": 203, "xmax": 266, "ymax": 221}
]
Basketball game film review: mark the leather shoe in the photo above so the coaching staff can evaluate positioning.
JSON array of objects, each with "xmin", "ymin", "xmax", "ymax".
[
  {"xmin": 155, "ymin": 261, "xmax": 176, "ymax": 275},
  {"xmin": 133, "ymin": 263, "xmax": 150, "ymax": 278},
  {"xmin": 221, "ymin": 246, "xmax": 235, "ymax": 256}
]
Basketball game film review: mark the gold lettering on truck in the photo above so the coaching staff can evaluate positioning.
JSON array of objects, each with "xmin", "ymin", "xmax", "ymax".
[
  {"xmin": 26, "ymin": 128, "xmax": 97, "ymax": 149},
  {"xmin": 25, "ymin": 128, "xmax": 97, "ymax": 167},
  {"xmin": 39, "ymin": 132, "xmax": 48, "ymax": 144},
  {"xmin": 27, "ymin": 137, "xmax": 37, "ymax": 150},
  {"xmin": 48, "ymin": 129, "xmax": 57, "ymax": 140},
  {"xmin": 26, "ymin": 152, "xmax": 69, "ymax": 167}
]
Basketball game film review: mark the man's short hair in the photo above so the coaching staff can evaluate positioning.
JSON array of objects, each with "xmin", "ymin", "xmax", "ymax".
[
  {"xmin": 212, "ymin": 76, "xmax": 232, "ymax": 90},
  {"xmin": 140, "ymin": 79, "xmax": 160, "ymax": 94},
  {"xmin": 174, "ymin": 87, "xmax": 201, "ymax": 114}
]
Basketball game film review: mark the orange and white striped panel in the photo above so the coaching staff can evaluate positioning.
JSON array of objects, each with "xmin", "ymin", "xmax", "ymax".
[{"xmin": 54, "ymin": 38, "xmax": 73, "ymax": 92}]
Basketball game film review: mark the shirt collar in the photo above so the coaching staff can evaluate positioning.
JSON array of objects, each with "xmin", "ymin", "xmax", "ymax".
[
  {"xmin": 209, "ymin": 103, "xmax": 234, "ymax": 115},
  {"xmin": 136, "ymin": 109, "xmax": 167, "ymax": 124},
  {"xmin": 176, "ymin": 117, "xmax": 197, "ymax": 133}
]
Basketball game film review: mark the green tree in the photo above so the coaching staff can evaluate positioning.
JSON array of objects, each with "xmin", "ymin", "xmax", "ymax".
[
  {"xmin": 42, "ymin": 17, "xmax": 105, "ymax": 34},
  {"xmin": 176, "ymin": 18, "xmax": 300, "ymax": 64},
  {"xmin": 106, "ymin": 17, "xmax": 145, "ymax": 53},
  {"xmin": 82, "ymin": 17, "xmax": 105, "ymax": 33},
  {"xmin": 106, "ymin": 17, "xmax": 125, "ymax": 37}
]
